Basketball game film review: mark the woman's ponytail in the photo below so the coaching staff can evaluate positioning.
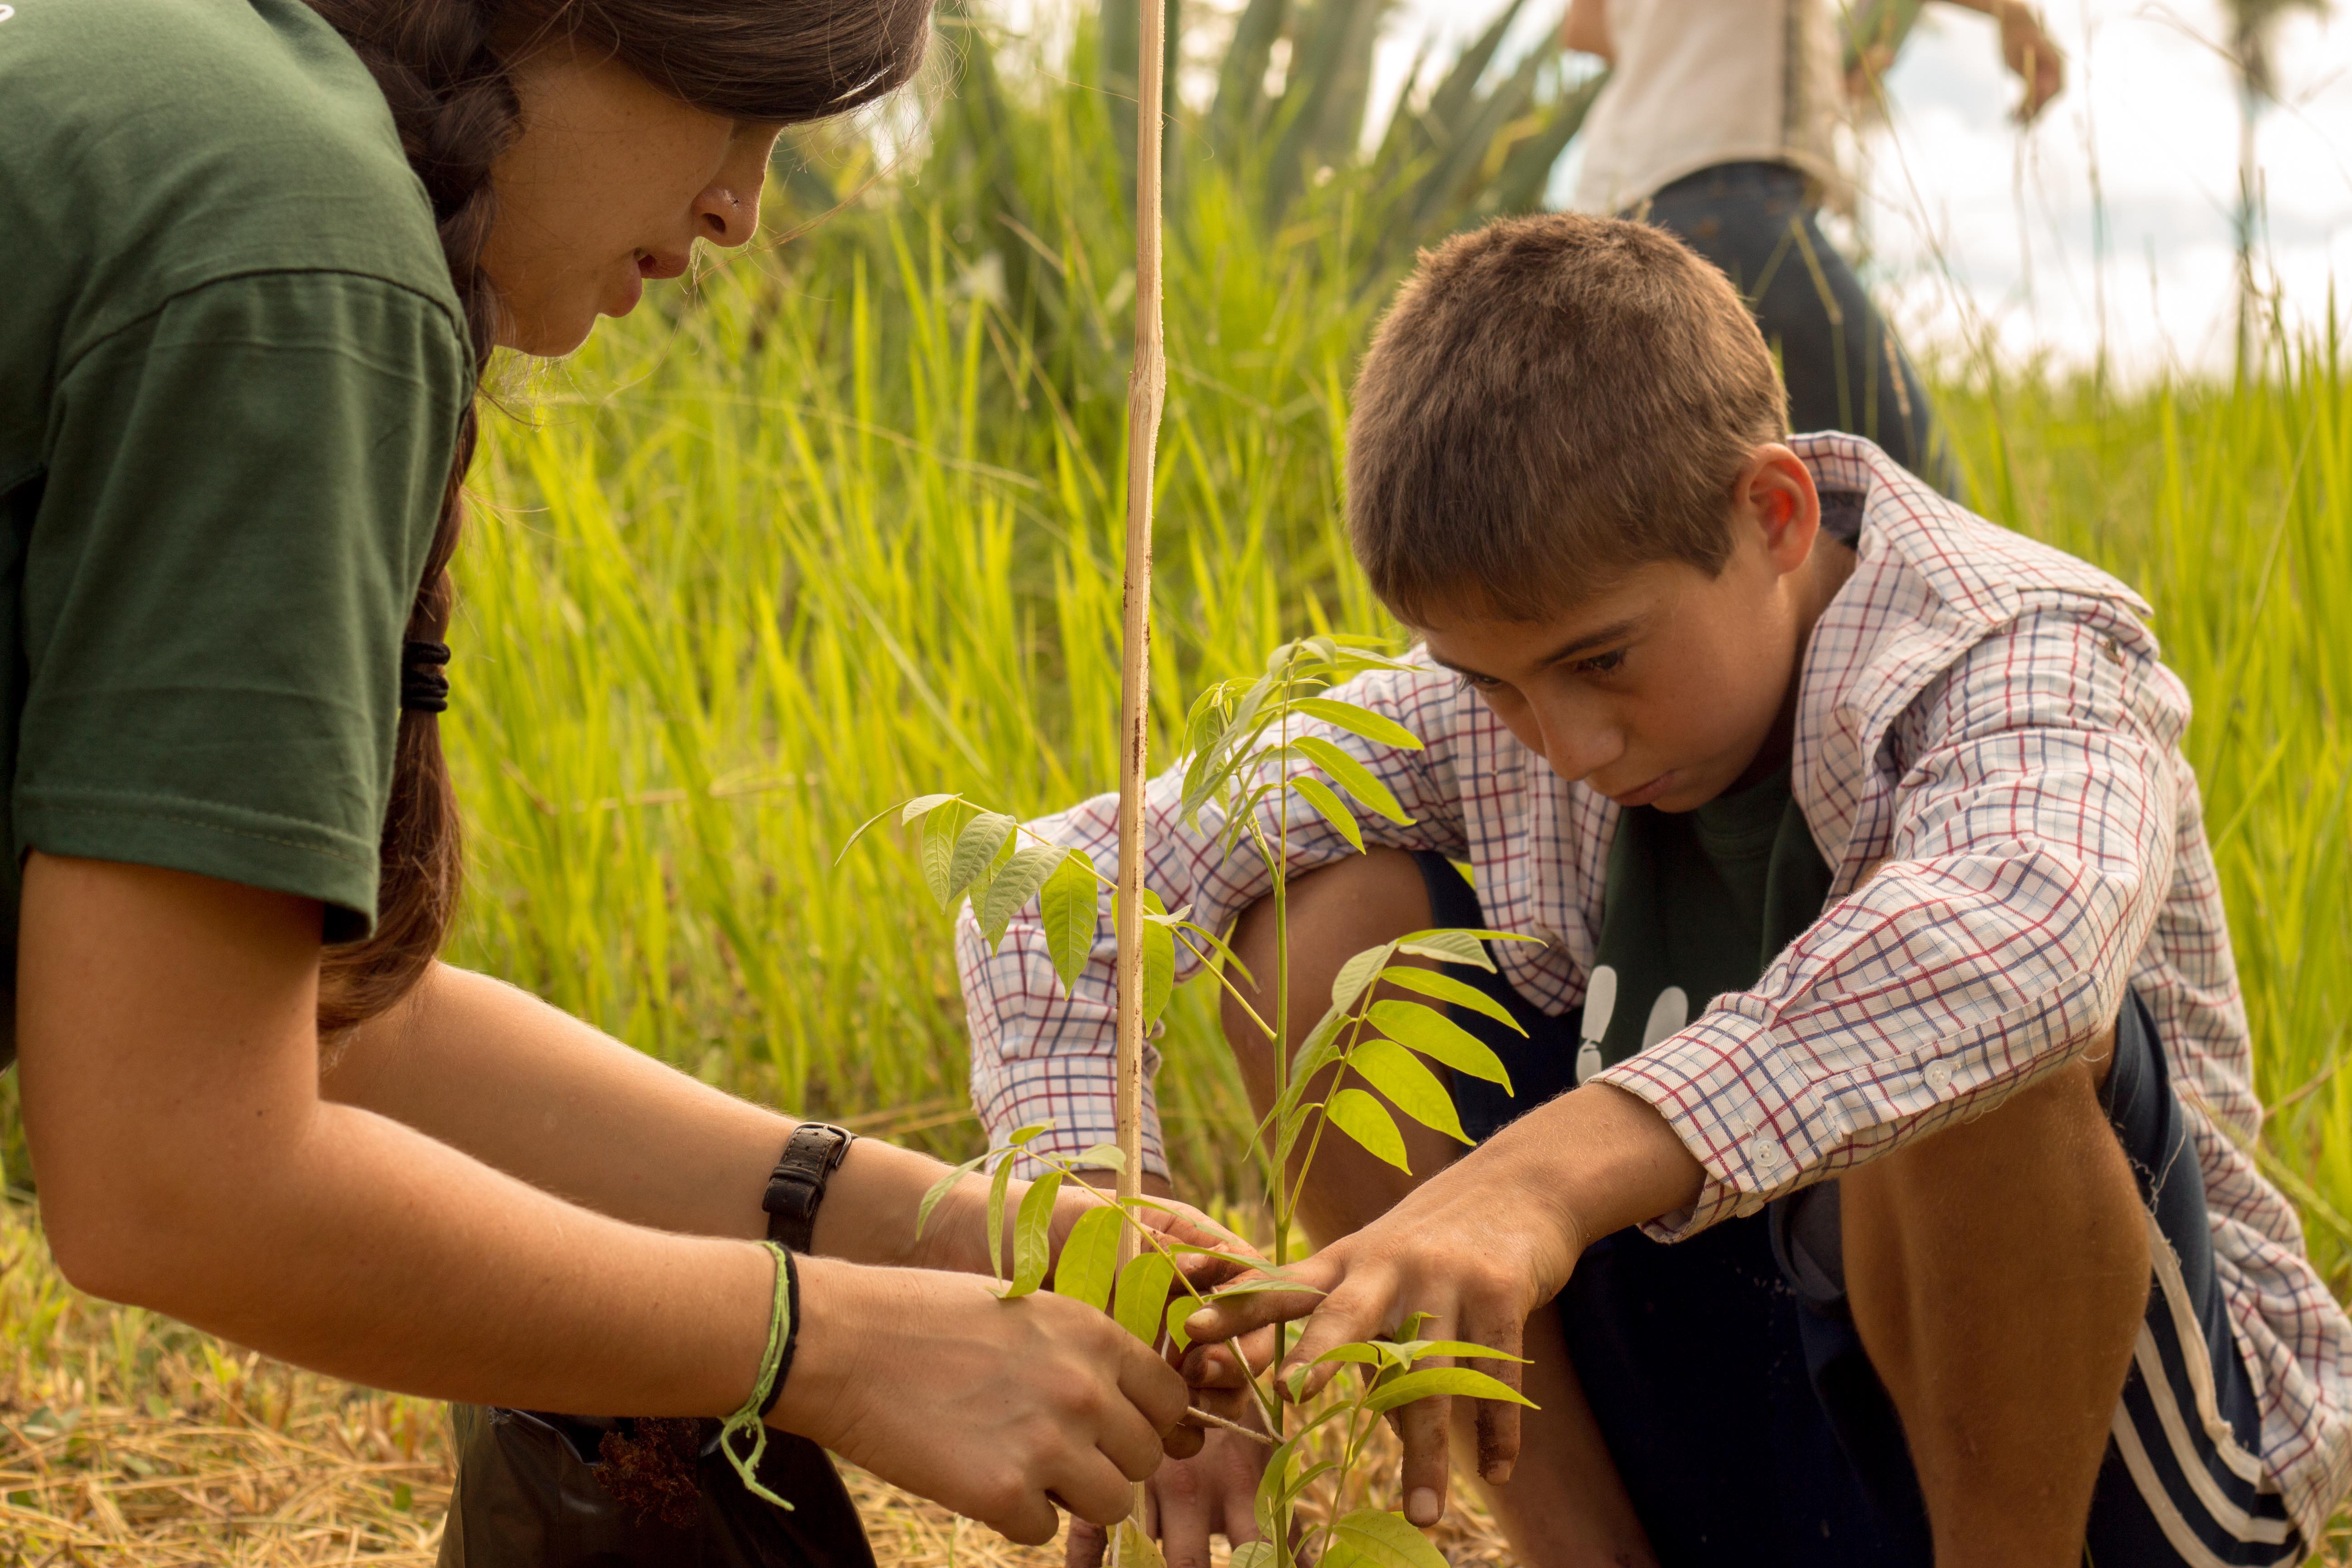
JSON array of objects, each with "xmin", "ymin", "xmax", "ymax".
[{"xmin": 301, "ymin": 0, "xmax": 514, "ymax": 1034}]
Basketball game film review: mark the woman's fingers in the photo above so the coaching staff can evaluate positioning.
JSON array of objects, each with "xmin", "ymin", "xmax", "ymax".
[
  {"xmin": 1048, "ymin": 1448, "xmax": 1147, "ymax": 1534},
  {"xmin": 1274, "ymin": 1267, "xmax": 1401, "ymax": 1401}
]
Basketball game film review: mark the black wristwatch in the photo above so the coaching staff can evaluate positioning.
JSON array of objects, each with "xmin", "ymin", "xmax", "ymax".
[{"xmin": 762, "ymin": 1122, "xmax": 855, "ymax": 1253}]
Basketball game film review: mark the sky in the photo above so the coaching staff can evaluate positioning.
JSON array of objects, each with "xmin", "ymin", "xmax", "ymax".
[{"xmin": 1380, "ymin": 0, "xmax": 2352, "ymax": 377}]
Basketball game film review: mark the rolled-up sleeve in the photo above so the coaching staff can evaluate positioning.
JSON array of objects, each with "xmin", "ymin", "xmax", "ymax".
[
  {"xmin": 1598, "ymin": 603, "xmax": 2184, "ymax": 1237},
  {"xmin": 962, "ymin": 663, "xmax": 1474, "ymax": 1171}
]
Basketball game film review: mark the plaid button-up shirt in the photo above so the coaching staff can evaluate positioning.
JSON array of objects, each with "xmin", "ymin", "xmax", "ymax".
[{"xmin": 957, "ymin": 432, "xmax": 2351, "ymax": 1534}]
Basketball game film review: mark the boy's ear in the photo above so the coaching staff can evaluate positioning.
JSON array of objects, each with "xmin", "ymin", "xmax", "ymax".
[{"xmin": 1736, "ymin": 443, "xmax": 1821, "ymax": 575}]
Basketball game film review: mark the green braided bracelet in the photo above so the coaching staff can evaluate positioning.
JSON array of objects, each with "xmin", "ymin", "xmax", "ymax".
[{"xmin": 718, "ymin": 1240, "xmax": 797, "ymax": 1510}]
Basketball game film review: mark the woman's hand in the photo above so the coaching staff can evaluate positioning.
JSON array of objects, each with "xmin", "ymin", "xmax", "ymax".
[
  {"xmin": 775, "ymin": 1259, "xmax": 1196, "ymax": 1545},
  {"xmin": 1181, "ymin": 1085, "xmax": 1701, "ymax": 1524}
]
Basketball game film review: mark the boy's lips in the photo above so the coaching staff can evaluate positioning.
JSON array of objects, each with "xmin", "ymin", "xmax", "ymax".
[
  {"xmin": 637, "ymin": 249, "xmax": 690, "ymax": 280},
  {"xmin": 1607, "ymin": 771, "xmax": 1676, "ymax": 808}
]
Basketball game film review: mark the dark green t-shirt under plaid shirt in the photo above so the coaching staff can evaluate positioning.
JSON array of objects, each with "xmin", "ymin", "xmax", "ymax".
[
  {"xmin": 1577, "ymin": 764, "xmax": 1836, "ymax": 1082},
  {"xmin": 0, "ymin": 0, "xmax": 469, "ymax": 1061}
]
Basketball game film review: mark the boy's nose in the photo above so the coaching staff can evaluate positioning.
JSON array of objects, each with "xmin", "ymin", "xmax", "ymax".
[{"xmin": 1537, "ymin": 719, "xmax": 1622, "ymax": 786}]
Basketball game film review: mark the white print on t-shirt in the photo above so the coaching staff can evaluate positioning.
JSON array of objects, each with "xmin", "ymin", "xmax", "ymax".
[
  {"xmin": 1642, "ymin": 986, "xmax": 1690, "ymax": 1050},
  {"xmin": 1575, "ymin": 965, "xmax": 1617, "ymax": 1086},
  {"xmin": 1576, "ymin": 970, "xmax": 1693, "ymax": 1085}
]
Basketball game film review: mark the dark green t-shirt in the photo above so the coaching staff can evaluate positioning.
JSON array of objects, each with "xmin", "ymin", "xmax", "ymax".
[
  {"xmin": 1578, "ymin": 765, "xmax": 1836, "ymax": 1081},
  {"xmin": 0, "ymin": 0, "xmax": 468, "ymax": 1055}
]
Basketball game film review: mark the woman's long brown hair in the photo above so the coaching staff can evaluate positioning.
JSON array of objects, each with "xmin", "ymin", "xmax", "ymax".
[{"xmin": 302, "ymin": 0, "xmax": 933, "ymax": 1034}]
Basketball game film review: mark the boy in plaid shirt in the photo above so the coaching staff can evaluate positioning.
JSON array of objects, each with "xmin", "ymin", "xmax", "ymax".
[{"xmin": 963, "ymin": 214, "xmax": 2349, "ymax": 1566}]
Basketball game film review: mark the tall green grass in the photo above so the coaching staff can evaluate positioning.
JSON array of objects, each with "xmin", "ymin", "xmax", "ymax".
[
  {"xmin": 434, "ymin": 27, "xmax": 2352, "ymax": 1291},
  {"xmin": 1, "ymin": 17, "xmax": 2341, "ymax": 1298}
]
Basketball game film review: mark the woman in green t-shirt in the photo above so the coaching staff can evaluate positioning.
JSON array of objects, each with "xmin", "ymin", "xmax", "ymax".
[{"xmin": 2, "ymin": 0, "xmax": 1221, "ymax": 1550}]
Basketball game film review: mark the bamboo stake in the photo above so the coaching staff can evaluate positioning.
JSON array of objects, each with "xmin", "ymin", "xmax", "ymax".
[
  {"xmin": 1111, "ymin": 0, "xmax": 1166, "ymax": 1267},
  {"xmin": 1110, "ymin": 9, "xmax": 1165, "ymax": 1553}
]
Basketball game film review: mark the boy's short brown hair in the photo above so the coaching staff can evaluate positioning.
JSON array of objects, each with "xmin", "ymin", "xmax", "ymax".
[{"xmin": 1347, "ymin": 213, "xmax": 1786, "ymax": 622}]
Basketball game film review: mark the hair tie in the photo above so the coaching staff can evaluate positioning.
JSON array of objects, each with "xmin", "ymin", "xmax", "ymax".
[{"xmin": 401, "ymin": 639, "xmax": 451, "ymax": 714}]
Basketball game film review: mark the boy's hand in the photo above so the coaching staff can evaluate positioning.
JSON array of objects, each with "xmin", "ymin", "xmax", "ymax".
[{"xmin": 1182, "ymin": 1085, "xmax": 1702, "ymax": 1524}]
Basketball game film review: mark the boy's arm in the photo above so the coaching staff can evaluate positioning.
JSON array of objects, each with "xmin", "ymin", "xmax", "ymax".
[
  {"xmin": 1596, "ymin": 601, "xmax": 2180, "ymax": 1239},
  {"xmin": 1191, "ymin": 602, "xmax": 2183, "ymax": 1494},
  {"xmin": 961, "ymin": 662, "xmax": 1473, "ymax": 1172}
]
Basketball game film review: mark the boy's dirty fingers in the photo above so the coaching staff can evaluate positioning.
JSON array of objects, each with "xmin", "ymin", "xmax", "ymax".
[
  {"xmin": 1183, "ymin": 1255, "xmax": 1339, "ymax": 1344},
  {"xmin": 1396, "ymin": 1377, "xmax": 1453, "ymax": 1526},
  {"xmin": 1063, "ymin": 1518, "xmax": 1108, "ymax": 1568}
]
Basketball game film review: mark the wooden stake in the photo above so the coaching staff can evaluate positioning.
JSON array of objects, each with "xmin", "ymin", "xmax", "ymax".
[
  {"xmin": 1111, "ymin": 10, "xmax": 1166, "ymax": 1558},
  {"xmin": 1112, "ymin": 0, "xmax": 1166, "ymax": 1270}
]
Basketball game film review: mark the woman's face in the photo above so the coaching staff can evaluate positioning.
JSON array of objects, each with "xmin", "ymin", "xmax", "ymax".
[{"xmin": 483, "ymin": 45, "xmax": 784, "ymax": 356}]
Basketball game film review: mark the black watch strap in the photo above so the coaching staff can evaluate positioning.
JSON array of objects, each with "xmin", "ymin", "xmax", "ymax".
[{"xmin": 763, "ymin": 1123, "xmax": 854, "ymax": 1253}]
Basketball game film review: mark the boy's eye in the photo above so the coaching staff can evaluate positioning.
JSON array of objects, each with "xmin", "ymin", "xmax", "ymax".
[
  {"xmin": 1455, "ymin": 671, "xmax": 1504, "ymax": 691},
  {"xmin": 1577, "ymin": 649, "xmax": 1629, "ymax": 676}
]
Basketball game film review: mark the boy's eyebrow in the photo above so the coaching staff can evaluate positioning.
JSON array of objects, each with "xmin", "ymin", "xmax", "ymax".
[
  {"xmin": 1425, "ymin": 615, "xmax": 1644, "ymax": 682},
  {"xmin": 1533, "ymin": 616, "xmax": 1645, "ymax": 665}
]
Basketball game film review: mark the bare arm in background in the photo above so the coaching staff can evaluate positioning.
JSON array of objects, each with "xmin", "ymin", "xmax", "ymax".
[{"xmin": 1567, "ymin": 0, "xmax": 2065, "ymax": 125}]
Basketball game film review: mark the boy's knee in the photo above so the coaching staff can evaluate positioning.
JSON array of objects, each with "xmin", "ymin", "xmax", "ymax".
[{"xmin": 1220, "ymin": 849, "xmax": 1436, "ymax": 1066}]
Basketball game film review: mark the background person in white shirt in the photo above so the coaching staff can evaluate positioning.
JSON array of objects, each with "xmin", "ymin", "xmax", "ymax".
[{"xmin": 1562, "ymin": 0, "xmax": 2065, "ymax": 493}]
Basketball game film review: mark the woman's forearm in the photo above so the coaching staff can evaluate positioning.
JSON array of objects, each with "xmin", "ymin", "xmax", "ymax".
[{"xmin": 323, "ymin": 962, "xmax": 992, "ymax": 1271}]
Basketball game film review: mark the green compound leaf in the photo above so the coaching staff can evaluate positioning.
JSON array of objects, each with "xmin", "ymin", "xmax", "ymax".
[
  {"xmin": 1005, "ymin": 1171, "xmax": 1063, "ymax": 1298},
  {"xmin": 1366, "ymin": 999, "xmax": 1514, "ymax": 1092},
  {"xmin": 900, "ymin": 793, "xmax": 961, "ymax": 824},
  {"xmin": 1325, "ymin": 1088, "xmax": 1409, "ymax": 1171},
  {"xmin": 1164, "ymin": 1292, "xmax": 1199, "ymax": 1352},
  {"xmin": 1113, "ymin": 888, "xmax": 1177, "ymax": 1026},
  {"xmin": 946, "ymin": 811, "xmax": 1016, "ymax": 905},
  {"xmin": 985, "ymin": 1148, "xmax": 1015, "ymax": 1284},
  {"xmin": 1291, "ymin": 774, "xmax": 1364, "ymax": 853},
  {"xmin": 912, "ymin": 1150, "xmax": 991, "ymax": 1240},
  {"xmin": 1323, "ymin": 1508, "xmax": 1451, "ymax": 1568},
  {"xmin": 1345, "ymin": 1038, "xmax": 1470, "ymax": 1144},
  {"xmin": 838, "ymin": 792, "xmax": 956, "ymax": 864},
  {"xmin": 1375, "ymin": 966, "xmax": 1528, "ymax": 1034},
  {"xmin": 1038, "ymin": 849, "xmax": 1100, "ymax": 992},
  {"xmin": 1229, "ymin": 1544, "xmax": 1279, "ymax": 1568},
  {"xmin": 1008, "ymin": 1122, "xmax": 1054, "ymax": 1146},
  {"xmin": 918, "ymin": 802, "xmax": 975, "ymax": 907},
  {"xmin": 1110, "ymin": 1519, "xmax": 1167, "ymax": 1568},
  {"xmin": 1386, "ymin": 1338, "xmax": 1531, "ymax": 1367},
  {"xmin": 1289, "ymin": 697, "xmax": 1426, "ymax": 752},
  {"xmin": 1052, "ymin": 1202, "xmax": 1122, "ymax": 1312},
  {"xmin": 1112, "ymin": 1251, "xmax": 1177, "ymax": 1348},
  {"xmin": 978, "ymin": 843, "xmax": 1068, "ymax": 948},
  {"xmin": 1294, "ymin": 735, "xmax": 1415, "ymax": 826},
  {"xmin": 1073, "ymin": 1143, "xmax": 1125, "ymax": 1172},
  {"xmin": 1330, "ymin": 941, "xmax": 1396, "ymax": 1015},
  {"xmin": 1361, "ymin": 1366, "xmax": 1538, "ymax": 1416}
]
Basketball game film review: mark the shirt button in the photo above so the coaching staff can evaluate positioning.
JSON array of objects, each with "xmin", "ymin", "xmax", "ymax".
[
  {"xmin": 1750, "ymin": 1136, "xmax": 1782, "ymax": 1172},
  {"xmin": 1925, "ymin": 1062, "xmax": 1953, "ymax": 1092}
]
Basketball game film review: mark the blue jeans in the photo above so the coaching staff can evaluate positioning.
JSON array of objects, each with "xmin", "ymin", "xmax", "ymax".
[{"xmin": 1635, "ymin": 161, "xmax": 1957, "ymax": 496}]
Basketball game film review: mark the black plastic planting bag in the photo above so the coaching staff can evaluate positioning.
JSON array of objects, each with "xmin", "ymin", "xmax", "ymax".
[{"xmin": 438, "ymin": 1405, "xmax": 877, "ymax": 1568}]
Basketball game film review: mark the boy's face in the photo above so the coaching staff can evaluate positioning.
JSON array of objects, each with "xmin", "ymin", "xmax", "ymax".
[{"xmin": 1414, "ymin": 446, "xmax": 1847, "ymax": 813}]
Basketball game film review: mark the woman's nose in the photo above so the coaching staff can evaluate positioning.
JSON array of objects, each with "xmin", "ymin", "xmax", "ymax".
[{"xmin": 694, "ymin": 181, "xmax": 760, "ymax": 249}]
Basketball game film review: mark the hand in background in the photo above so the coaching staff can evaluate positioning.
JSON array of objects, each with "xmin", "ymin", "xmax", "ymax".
[
  {"xmin": 1997, "ymin": 1, "xmax": 2066, "ymax": 122},
  {"xmin": 1064, "ymin": 1423, "xmax": 1273, "ymax": 1568}
]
